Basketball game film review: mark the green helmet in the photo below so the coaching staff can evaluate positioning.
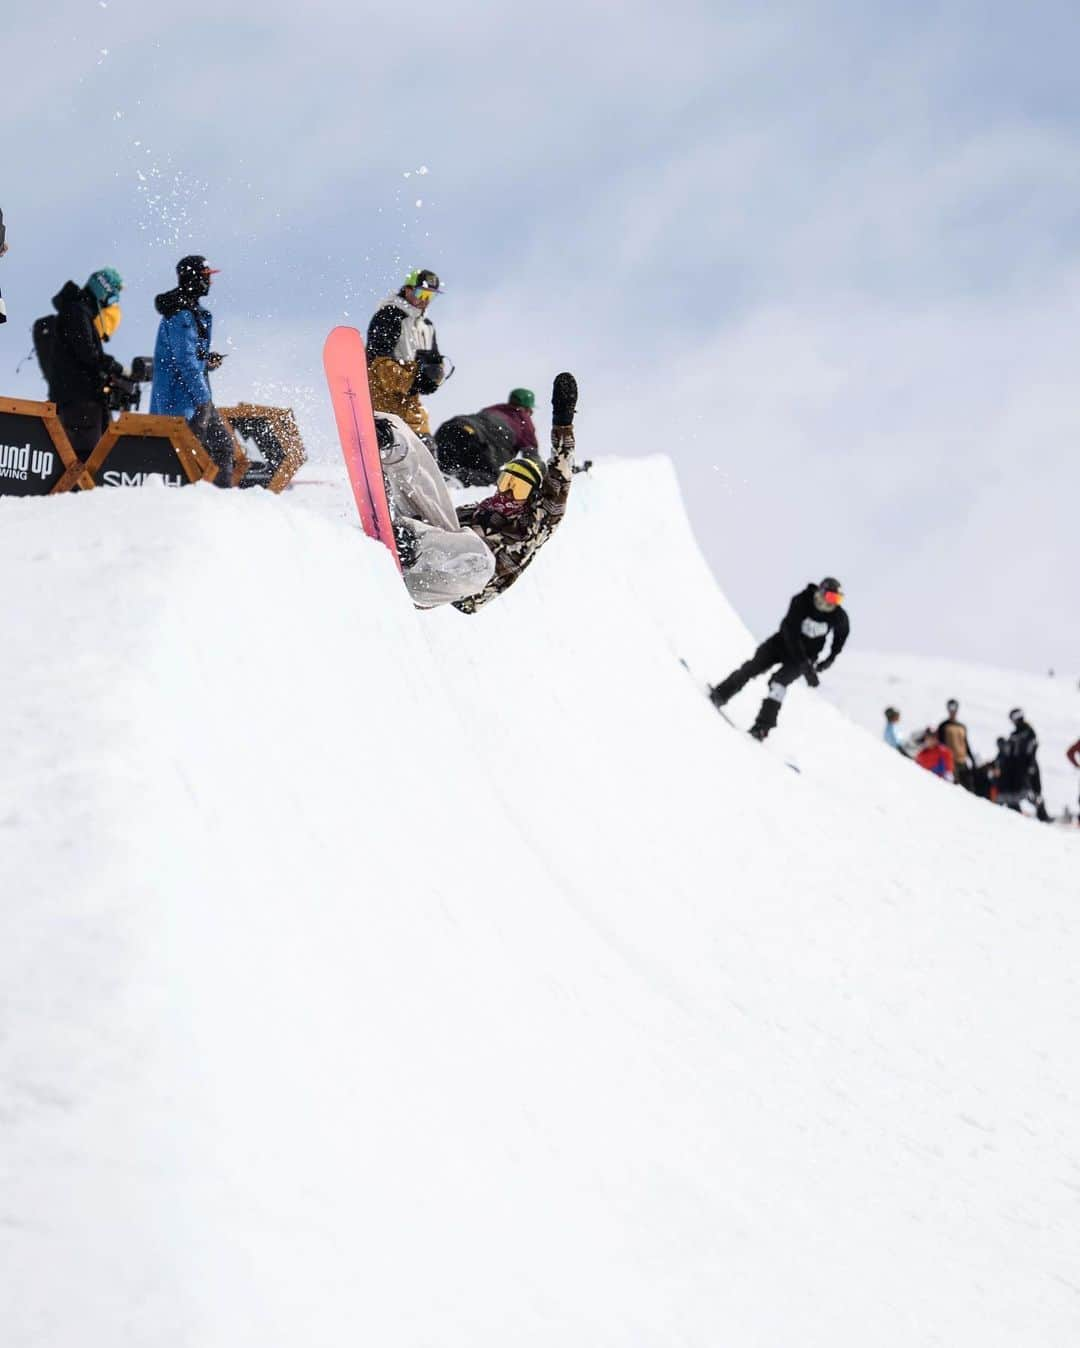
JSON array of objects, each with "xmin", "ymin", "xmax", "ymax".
[
  {"xmin": 508, "ymin": 387, "xmax": 535, "ymax": 411},
  {"xmin": 86, "ymin": 267, "xmax": 123, "ymax": 307}
]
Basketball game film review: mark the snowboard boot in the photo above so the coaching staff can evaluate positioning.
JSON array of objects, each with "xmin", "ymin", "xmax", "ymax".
[
  {"xmin": 552, "ymin": 371, "xmax": 578, "ymax": 428},
  {"xmin": 749, "ymin": 697, "xmax": 780, "ymax": 741}
]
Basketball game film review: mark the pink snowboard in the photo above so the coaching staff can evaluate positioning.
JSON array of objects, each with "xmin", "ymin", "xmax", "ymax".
[{"xmin": 322, "ymin": 325, "xmax": 401, "ymax": 571}]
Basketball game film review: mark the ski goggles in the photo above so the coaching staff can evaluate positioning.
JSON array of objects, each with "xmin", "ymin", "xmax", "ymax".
[
  {"xmin": 497, "ymin": 459, "xmax": 543, "ymax": 502},
  {"xmin": 819, "ymin": 589, "xmax": 844, "ymax": 607},
  {"xmin": 414, "ymin": 286, "xmax": 437, "ymax": 303}
]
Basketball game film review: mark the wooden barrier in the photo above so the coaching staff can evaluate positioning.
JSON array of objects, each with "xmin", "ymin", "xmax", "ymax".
[
  {"xmin": 219, "ymin": 404, "xmax": 307, "ymax": 492},
  {"xmin": 81, "ymin": 413, "xmax": 213, "ymax": 488},
  {"xmin": 0, "ymin": 399, "xmax": 306, "ymax": 495},
  {"xmin": 0, "ymin": 398, "xmax": 89, "ymax": 495}
]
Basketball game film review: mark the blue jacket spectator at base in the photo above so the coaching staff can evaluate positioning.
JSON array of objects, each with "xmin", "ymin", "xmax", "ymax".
[{"xmin": 150, "ymin": 255, "xmax": 233, "ymax": 486}]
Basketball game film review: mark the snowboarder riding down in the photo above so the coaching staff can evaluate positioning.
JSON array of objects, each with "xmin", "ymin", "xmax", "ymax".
[
  {"xmin": 373, "ymin": 373, "xmax": 578, "ymax": 613},
  {"xmin": 709, "ymin": 578, "xmax": 850, "ymax": 740},
  {"xmin": 366, "ymin": 268, "xmax": 448, "ymax": 438}
]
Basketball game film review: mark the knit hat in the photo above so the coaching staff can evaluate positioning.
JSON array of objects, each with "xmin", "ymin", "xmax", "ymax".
[
  {"xmin": 86, "ymin": 267, "xmax": 123, "ymax": 307},
  {"xmin": 508, "ymin": 387, "xmax": 535, "ymax": 411}
]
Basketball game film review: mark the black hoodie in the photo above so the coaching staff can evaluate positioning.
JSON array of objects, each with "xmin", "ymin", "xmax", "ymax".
[{"xmin": 47, "ymin": 281, "xmax": 122, "ymax": 405}]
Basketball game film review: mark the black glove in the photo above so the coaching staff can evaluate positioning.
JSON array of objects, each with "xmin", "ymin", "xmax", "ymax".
[
  {"xmin": 413, "ymin": 350, "xmax": 445, "ymax": 396},
  {"xmin": 803, "ymin": 661, "xmax": 820, "ymax": 689},
  {"xmin": 816, "ymin": 656, "xmax": 834, "ymax": 674},
  {"xmin": 207, "ymin": 351, "xmax": 226, "ymax": 372}
]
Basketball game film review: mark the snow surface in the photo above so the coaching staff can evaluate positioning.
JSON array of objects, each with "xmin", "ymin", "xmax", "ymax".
[
  {"xmin": 823, "ymin": 651, "xmax": 1080, "ymax": 820},
  {"xmin": 1, "ymin": 459, "xmax": 1078, "ymax": 1347}
]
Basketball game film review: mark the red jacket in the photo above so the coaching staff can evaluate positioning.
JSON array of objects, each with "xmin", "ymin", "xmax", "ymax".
[
  {"xmin": 915, "ymin": 743, "xmax": 955, "ymax": 779},
  {"xmin": 1067, "ymin": 738, "xmax": 1080, "ymax": 769}
]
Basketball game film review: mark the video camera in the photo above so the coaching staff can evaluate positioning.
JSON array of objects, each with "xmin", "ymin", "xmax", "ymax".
[{"xmin": 104, "ymin": 356, "xmax": 154, "ymax": 413}]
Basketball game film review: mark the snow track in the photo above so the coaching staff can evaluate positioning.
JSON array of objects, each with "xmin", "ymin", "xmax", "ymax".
[{"xmin": 1, "ymin": 462, "xmax": 1077, "ymax": 1347}]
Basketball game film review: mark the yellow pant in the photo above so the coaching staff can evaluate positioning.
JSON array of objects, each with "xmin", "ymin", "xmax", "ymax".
[{"xmin": 368, "ymin": 356, "xmax": 430, "ymax": 437}]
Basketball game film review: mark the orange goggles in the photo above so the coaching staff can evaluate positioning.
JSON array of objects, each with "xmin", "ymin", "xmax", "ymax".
[{"xmin": 821, "ymin": 589, "xmax": 843, "ymax": 606}]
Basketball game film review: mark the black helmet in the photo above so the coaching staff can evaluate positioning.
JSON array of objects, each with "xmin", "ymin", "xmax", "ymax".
[
  {"xmin": 176, "ymin": 254, "xmax": 218, "ymax": 297},
  {"xmin": 404, "ymin": 267, "xmax": 444, "ymax": 294}
]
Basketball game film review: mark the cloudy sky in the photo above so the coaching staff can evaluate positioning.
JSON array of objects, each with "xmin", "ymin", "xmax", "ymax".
[{"xmin": 4, "ymin": 0, "xmax": 1079, "ymax": 674}]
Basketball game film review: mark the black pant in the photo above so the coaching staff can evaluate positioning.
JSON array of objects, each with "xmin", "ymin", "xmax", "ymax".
[
  {"xmin": 188, "ymin": 404, "xmax": 234, "ymax": 487},
  {"xmin": 712, "ymin": 633, "xmax": 806, "ymax": 705},
  {"xmin": 57, "ymin": 401, "xmax": 108, "ymax": 460}
]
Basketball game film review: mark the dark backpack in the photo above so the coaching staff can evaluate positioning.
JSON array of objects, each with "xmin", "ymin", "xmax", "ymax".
[{"xmin": 32, "ymin": 314, "xmax": 57, "ymax": 387}]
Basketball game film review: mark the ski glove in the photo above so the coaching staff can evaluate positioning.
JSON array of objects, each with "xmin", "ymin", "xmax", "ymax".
[
  {"xmin": 816, "ymin": 656, "xmax": 835, "ymax": 674},
  {"xmin": 414, "ymin": 351, "xmax": 446, "ymax": 396},
  {"xmin": 803, "ymin": 662, "xmax": 821, "ymax": 689}
]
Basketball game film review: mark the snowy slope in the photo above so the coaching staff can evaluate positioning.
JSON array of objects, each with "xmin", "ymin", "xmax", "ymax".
[
  {"xmin": 821, "ymin": 650, "xmax": 1080, "ymax": 819},
  {"xmin": 1, "ymin": 461, "xmax": 1078, "ymax": 1348}
]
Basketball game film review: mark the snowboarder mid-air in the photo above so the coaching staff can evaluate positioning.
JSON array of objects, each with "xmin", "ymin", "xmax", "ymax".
[{"xmin": 709, "ymin": 578, "xmax": 850, "ymax": 740}]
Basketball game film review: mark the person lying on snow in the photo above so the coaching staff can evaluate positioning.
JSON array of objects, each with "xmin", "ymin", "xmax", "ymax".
[
  {"xmin": 375, "ymin": 372, "xmax": 578, "ymax": 612},
  {"xmin": 709, "ymin": 578, "xmax": 850, "ymax": 740}
]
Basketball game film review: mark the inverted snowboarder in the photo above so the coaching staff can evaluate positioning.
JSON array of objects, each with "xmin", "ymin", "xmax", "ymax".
[
  {"xmin": 376, "ymin": 372, "xmax": 578, "ymax": 613},
  {"xmin": 709, "ymin": 578, "xmax": 849, "ymax": 739}
]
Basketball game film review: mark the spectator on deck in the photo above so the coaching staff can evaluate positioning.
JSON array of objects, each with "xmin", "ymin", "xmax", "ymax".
[
  {"xmin": 47, "ymin": 268, "xmax": 126, "ymax": 456},
  {"xmin": 367, "ymin": 268, "xmax": 447, "ymax": 438},
  {"xmin": 151, "ymin": 255, "xmax": 233, "ymax": 486}
]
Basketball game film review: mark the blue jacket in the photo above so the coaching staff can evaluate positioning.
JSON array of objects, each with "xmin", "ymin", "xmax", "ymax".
[{"xmin": 150, "ymin": 296, "xmax": 212, "ymax": 418}]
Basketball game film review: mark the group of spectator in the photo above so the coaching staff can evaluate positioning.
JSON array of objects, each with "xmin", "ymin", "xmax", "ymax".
[
  {"xmin": 883, "ymin": 699, "xmax": 1072, "ymax": 822},
  {"xmin": 14, "ymin": 243, "xmax": 236, "ymax": 483}
]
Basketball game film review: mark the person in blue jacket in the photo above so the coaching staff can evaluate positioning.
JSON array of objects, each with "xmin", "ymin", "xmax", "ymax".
[{"xmin": 150, "ymin": 255, "xmax": 233, "ymax": 485}]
